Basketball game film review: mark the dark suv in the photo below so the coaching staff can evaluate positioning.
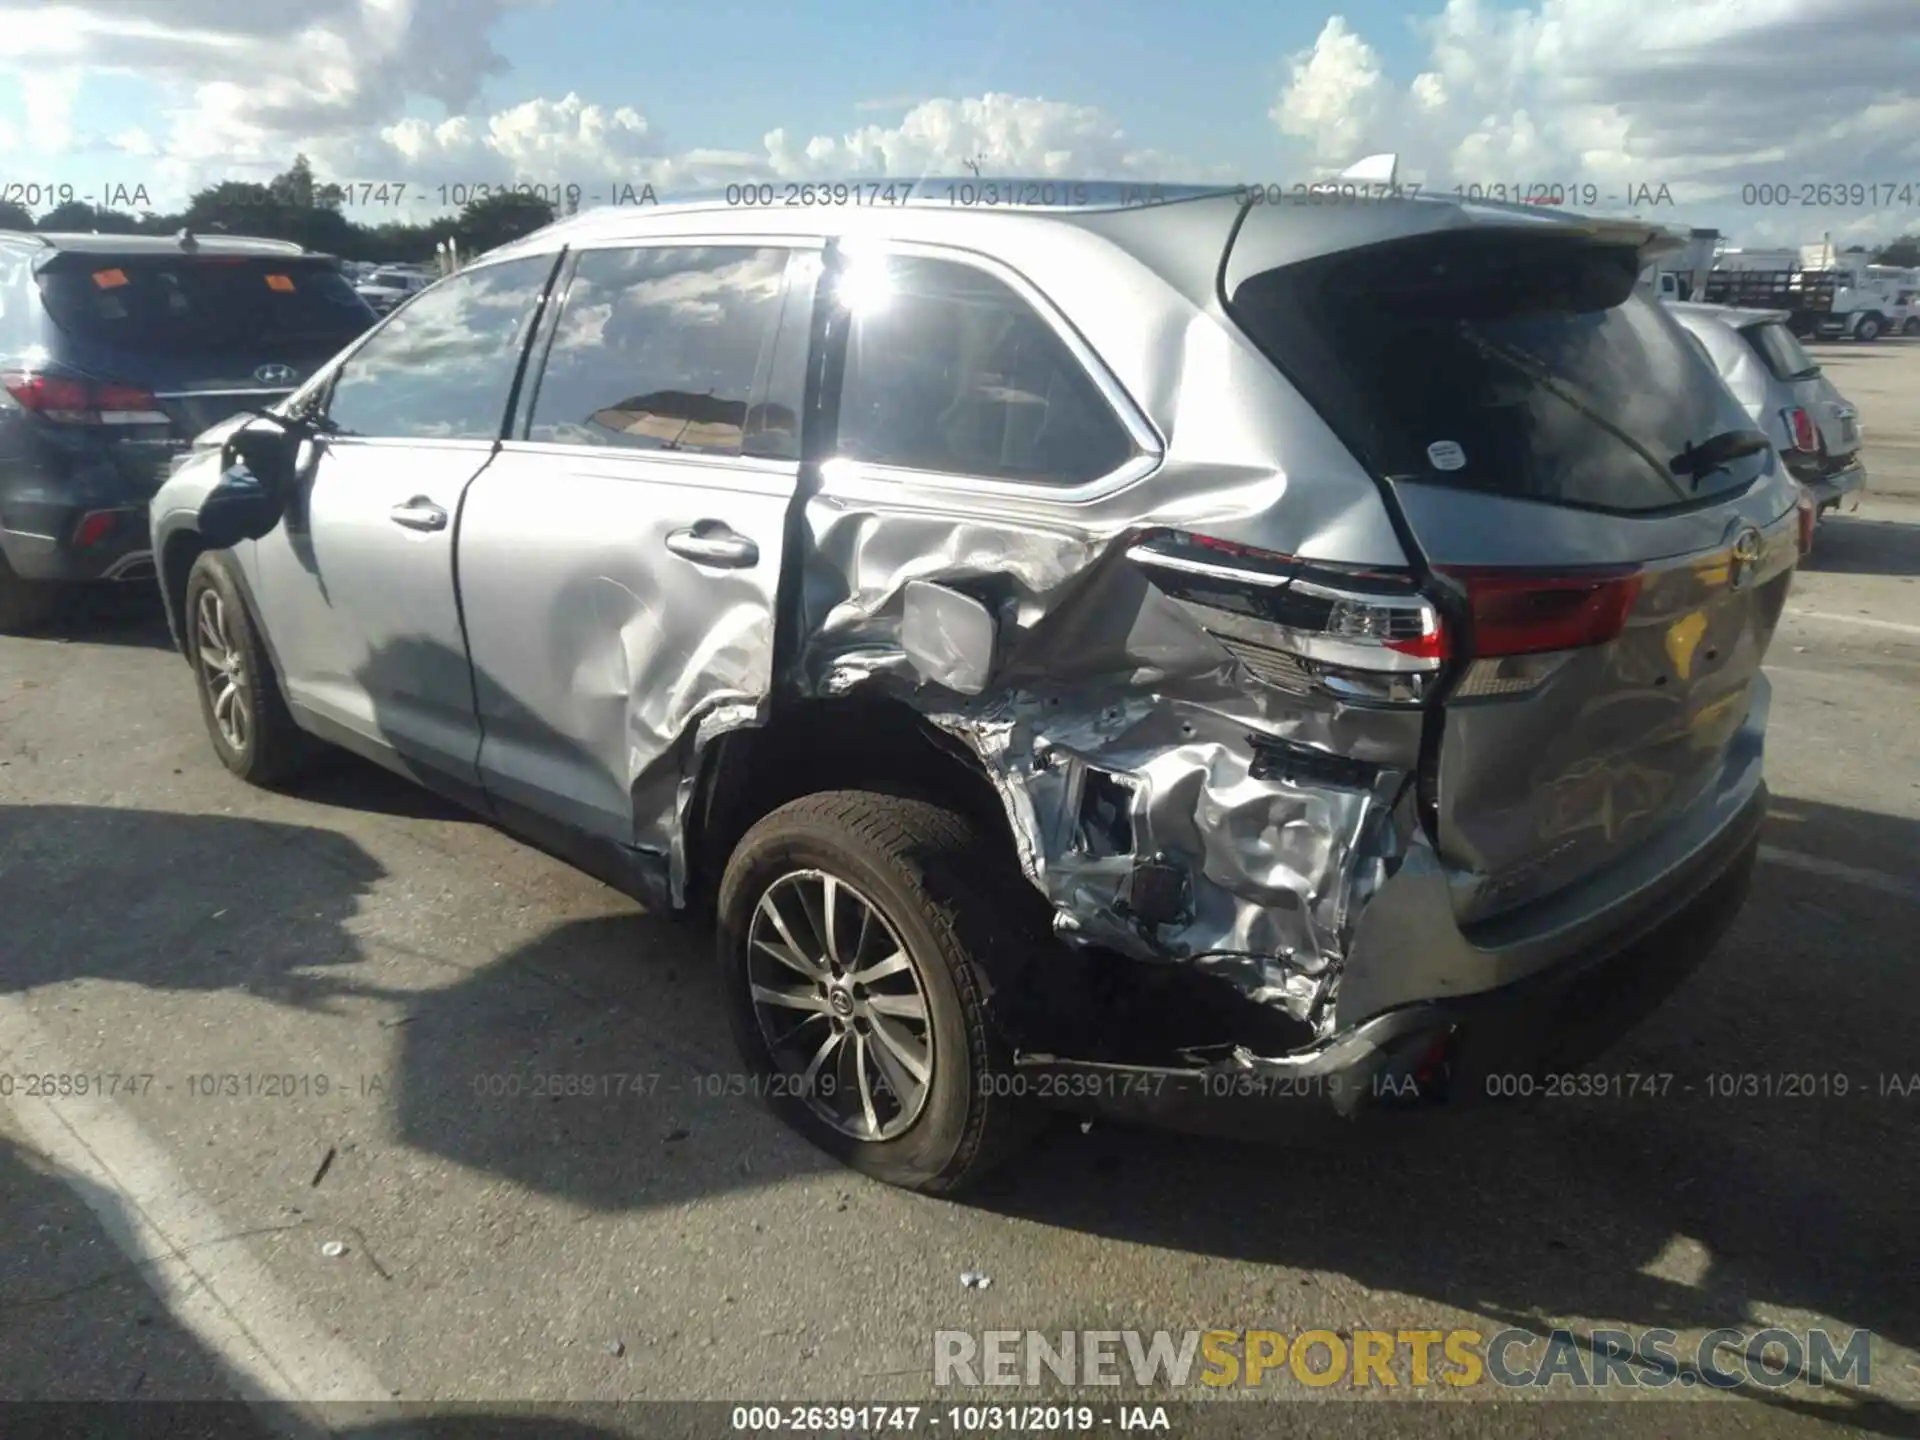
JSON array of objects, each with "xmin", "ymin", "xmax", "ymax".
[{"xmin": 0, "ymin": 230, "xmax": 376, "ymax": 630}]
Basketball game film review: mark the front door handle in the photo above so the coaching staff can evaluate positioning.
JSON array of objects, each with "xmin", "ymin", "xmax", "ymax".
[
  {"xmin": 665, "ymin": 523, "xmax": 758, "ymax": 568},
  {"xmin": 390, "ymin": 497, "xmax": 448, "ymax": 532}
]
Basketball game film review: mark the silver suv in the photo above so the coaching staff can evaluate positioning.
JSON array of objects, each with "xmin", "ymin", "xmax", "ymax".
[{"xmin": 151, "ymin": 183, "xmax": 1804, "ymax": 1192}]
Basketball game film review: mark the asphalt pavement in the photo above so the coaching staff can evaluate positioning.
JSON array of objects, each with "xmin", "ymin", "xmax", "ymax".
[{"xmin": 3, "ymin": 380, "xmax": 1918, "ymax": 1437}]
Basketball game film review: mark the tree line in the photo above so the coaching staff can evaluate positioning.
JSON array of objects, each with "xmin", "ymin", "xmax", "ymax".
[{"xmin": 0, "ymin": 156, "xmax": 559, "ymax": 264}]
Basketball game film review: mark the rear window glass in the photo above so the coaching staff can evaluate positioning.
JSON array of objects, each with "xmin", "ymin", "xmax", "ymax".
[
  {"xmin": 1744, "ymin": 321, "xmax": 1819, "ymax": 381},
  {"xmin": 1229, "ymin": 233, "xmax": 1770, "ymax": 513},
  {"xmin": 35, "ymin": 257, "xmax": 375, "ymax": 355}
]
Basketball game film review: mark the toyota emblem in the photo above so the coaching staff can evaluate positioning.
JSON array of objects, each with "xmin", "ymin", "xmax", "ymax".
[
  {"xmin": 255, "ymin": 363, "xmax": 298, "ymax": 386},
  {"xmin": 1727, "ymin": 526, "xmax": 1764, "ymax": 590}
]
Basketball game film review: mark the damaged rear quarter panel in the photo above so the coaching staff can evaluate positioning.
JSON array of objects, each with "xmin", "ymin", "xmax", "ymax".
[{"xmin": 786, "ymin": 216, "xmax": 1426, "ymax": 1036}]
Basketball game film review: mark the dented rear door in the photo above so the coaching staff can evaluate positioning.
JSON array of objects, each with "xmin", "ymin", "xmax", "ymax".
[{"xmin": 456, "ymin": 241, "xmax": 818, "ymax": 855}]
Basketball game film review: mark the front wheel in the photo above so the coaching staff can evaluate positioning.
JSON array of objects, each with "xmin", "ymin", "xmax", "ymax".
[
  {"xmin": 184, "ymin": 553, "xmax": 314, "ymax": 786},
  {"xmin": 716, "ymin": 790, "xmax": 1046, "ymax": 1193}
]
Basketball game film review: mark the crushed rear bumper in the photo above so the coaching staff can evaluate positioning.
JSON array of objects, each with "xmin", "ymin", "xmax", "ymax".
[{"xmin": 1011, "ymin": 786, "xmax": 1763, "ymax": 1142}]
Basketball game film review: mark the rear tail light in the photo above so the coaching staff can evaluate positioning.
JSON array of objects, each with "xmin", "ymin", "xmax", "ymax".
[
  {"xmin": 73, "ymin": 510, "xmax": 118, "ymax": 548},
  {"xmin": 1129, "ymin": 534, "xmax": 1653, "ymax": 709},
  {"xmin": 1440, "ymin": 567, "xmax": 1644, "ymax": 658},
  {"xmin": 1437, "ymin": 566, "xmax": 1643, "ymax": 701},
  {"xmin": 1, "ymin": 370, "xmax": 169, "ymax": 427},
  {"xmin": 1783, "ymin": 406, "xmax": 1818, "ymax": 454},
  {"xmin": 1126, "ymin": 530, "xmax": 1446, "ymax": 707}
]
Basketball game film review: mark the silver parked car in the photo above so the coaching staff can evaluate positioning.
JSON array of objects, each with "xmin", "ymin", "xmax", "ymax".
[
  {"xmin": 150, "ymin": 185, "xmax": 1805, "ymax": 1192},
  {"xmin": 1668, "ymin": 301, "xmax": 1867, "ymax": 530},
  {"xmin": 352, "ymin": 266, "xmax": 433, "ymax": 315}
]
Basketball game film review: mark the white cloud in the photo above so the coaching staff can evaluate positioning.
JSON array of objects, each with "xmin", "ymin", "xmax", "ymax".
[
  {"xmin": 1270, "ymin": 0, "xmax": 1920, "ymax": 242},
  {"xmin": 1271, "ymin": 18, "xmax": 1389, "ymax": 168},
  {"xmin": 6, "ymin": 0, "xmax": 1914, "ymax": 247},
  {"xmin": 0, "ymin": 0, "xmax": 532, "ymax": 177},
  {"xmin": 764, "ymin": 93, "xmax": 1188, "ymax": 181}
]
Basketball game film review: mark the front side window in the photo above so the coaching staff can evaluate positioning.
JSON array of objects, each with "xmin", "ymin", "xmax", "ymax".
[
  {"xmin": 832, "ymin": 255, "xmax": 1136, "ymax": 486},
  {"xmin": 523, "ymin": 246, "xmax": 791, "ymax": 457},
  {"xmin": 326, "ymin": 254, "xmax": 556, "ymax": 441}
]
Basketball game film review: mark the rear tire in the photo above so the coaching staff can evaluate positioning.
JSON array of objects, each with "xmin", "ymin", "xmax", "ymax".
[
  {"xmin": 1905, "ymin": 316, "xmax": 1920, "ymax": 337},
  {"xmin": 1853, "ymin": 313, "xmax": 1883, "ymax": 342},
  {"xmin": 0, "ymin": 554, "xmax": 62, "ymax": 635},
  {"xmin": 184, "ymin": 553, "xmax": 314, "ymax": 787},
  {"xmin": 717, "ymin": 790, "xmax": 1046, "ymax": 1193}
]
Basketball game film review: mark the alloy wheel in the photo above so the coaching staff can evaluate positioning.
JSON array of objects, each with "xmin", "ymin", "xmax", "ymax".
[
  {"xmin": 746, "ymin": 869, "xmax": 935, "ymax": 1141},
  {"xmin": 195, "ymin": 587, "xmax": 251, "ymax": 754}
]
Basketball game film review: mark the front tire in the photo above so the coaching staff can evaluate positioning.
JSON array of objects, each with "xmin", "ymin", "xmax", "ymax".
[
  {"xmin": 184, "ymin": 553, "xmax": 313, "ymax": 787},
  {"xmin": 717, "ymin": 790, "xmax": 1045, "ymax": 1193}
]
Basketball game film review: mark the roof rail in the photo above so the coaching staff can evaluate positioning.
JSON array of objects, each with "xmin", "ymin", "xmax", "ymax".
[{"xmin": 0, "ymin": 230, "xmax": 54, "ymax": 246}]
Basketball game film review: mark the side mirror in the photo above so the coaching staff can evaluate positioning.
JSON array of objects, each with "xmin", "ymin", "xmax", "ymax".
[{"xmin": 198, "ymin": 419, "xmax": 305, "ymax": 548}]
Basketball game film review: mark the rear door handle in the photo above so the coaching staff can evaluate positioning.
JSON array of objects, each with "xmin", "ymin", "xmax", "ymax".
[
  {"xmin": 665, "ymin": 523, "xmax": 758, "ymax": 568},
  {"xmin": 389, "ymin": 497, "xmax": 448, "ymax": 532}
]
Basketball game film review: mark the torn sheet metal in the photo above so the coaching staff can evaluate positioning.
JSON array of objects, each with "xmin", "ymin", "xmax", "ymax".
[{"xmin": 792, "ymin": 499, "xmax": 1425, "ymax": 1037}]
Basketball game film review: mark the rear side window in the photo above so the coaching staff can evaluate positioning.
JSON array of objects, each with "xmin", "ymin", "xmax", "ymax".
[
  {"xmin": 1744, "ymin": 321, "xmax": 1819, "ymax": 381},
  {"xmin": 523, "ymin": 246, "xmax": 790, "ymax": 458},
  {"xmin": 833, "ymin": 255, "xmax": 1136, "ymax": 486},
  {"xmin": 1229, "ymin": 233, "xmax": 1770, "ymax": 512},
  {"xmin": 34, "ymin": 256, "xmax": 374, "ymax": 356},
  {"xmin": 326, "ymin": 254, "xmax": 556, "ymax": 441}
]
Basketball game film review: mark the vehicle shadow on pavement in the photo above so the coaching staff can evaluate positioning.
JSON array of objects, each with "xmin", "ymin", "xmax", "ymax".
[
  {"xmin": 0, "ymin": 1138, "xmax": 684, "ymax": 1432},
  {"xmin": 4, "ymin": 778, "xmax": 1912, "ymax": 1427},
  {"xmin": 0, "ymin": 800, "xmax": 834, "ymax": 1214},
  {"xmin": 26, "ymin": 582, "xmax": 176, "ymax": 652},
  {"xmin": 1802, "ymin": 510, "xmax": 1920, "ymax": 578},
  {"xmin": 0, "ymin": 803, "xmax": 388, "ymax": 1008},
  {"xmin": 0, "ymin": 1134, "xmax": 279, "ymax": 1420}
]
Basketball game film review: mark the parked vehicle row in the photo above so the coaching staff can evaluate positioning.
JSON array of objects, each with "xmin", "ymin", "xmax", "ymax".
[
  {"xmin": 0, "ymin": 230, "xmax": 378, "ymax": 628},
  {"xmin": 1667, "ymin": 303, "xmax": 1868, "ymax": 518},
  {"xmin": 351, "ymin": 264, "xmax": 434, "ymax": 315},
  {"xmin": 10, "ymin": 190, "xmax": 1805, "ymax": 1193},
  {"xmin": 1649, "ymin": 248, "xmax": 1915, "ymax": 341}
]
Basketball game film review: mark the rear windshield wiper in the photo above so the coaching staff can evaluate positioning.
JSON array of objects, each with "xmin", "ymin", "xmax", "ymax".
[
  {"xmin": 1457, "ymin": 328, "xmax": 1692, "ymax": 501},
  {"xmin": 1668, "ymin": 428, "xmax": 1771, "ymax": 488}
]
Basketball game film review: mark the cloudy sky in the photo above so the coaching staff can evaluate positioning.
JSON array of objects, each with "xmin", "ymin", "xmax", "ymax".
[{"xmin": 2, "ymin": 0, "xmax": 1917, "ymax": 245}]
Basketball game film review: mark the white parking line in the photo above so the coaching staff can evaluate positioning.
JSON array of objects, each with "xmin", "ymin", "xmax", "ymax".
[
  {"xmin": 1783, "ymin": 608, "xmax": 1920, "ymax": 637},
  {"xmin": 0, "ymin": 997, "xmax": 408, "ymax": 1438},
  {"xmin": 1759, "ymin": 845, "xmax": 1920, "ymax": 904}
]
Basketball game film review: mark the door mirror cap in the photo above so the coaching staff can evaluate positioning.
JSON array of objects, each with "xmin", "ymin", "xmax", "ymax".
[{"xmin": 200, "ymin": 417, "xmax": 307, "ymax": 547}]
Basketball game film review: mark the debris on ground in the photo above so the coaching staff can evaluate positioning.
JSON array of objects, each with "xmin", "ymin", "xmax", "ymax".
[
  {"xmin": 960, "ymin": 1271, "xmax": 992, "ymax": 1290},
  {"xmin": 320, "ymin": 1241, "xmax": 347, "ymax": 1258},
  {"xmin": 310, "ymin": 1146, "xmax": 337, "ymax": 1188}
]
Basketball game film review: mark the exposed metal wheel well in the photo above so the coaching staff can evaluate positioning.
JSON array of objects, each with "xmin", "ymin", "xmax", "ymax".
[{"xmin": 682, "ymin": 696, "xmax": 1019, "ymax": 912}]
